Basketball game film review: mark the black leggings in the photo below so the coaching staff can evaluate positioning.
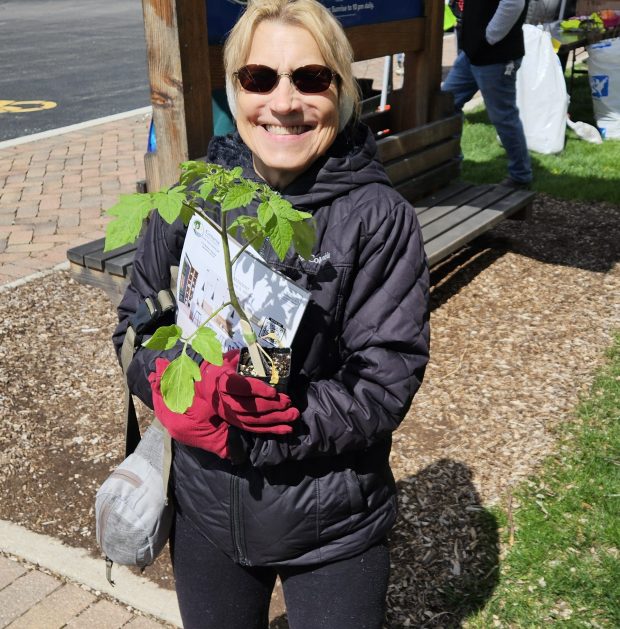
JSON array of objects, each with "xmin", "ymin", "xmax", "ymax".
[{"xmin": 171, "ymin": 511, "xmax": 390, "ymax": 629}]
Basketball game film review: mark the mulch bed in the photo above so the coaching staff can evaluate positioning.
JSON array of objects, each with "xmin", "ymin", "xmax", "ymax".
[{"xmin": 1, "ymin": 193, "xmax": 618, "ymax": 627}]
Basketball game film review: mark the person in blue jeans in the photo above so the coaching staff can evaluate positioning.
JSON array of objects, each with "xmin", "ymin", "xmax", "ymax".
[{"xmin": 443, "ymin": 0, "xmax": 533, "ymax": 189}]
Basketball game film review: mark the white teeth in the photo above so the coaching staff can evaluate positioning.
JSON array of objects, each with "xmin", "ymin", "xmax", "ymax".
[{"xmin": 264, "ymin": 125, "xmax": 309, "ymax": 135}]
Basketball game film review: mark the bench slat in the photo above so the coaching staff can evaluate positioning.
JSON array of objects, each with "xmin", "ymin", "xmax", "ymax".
[
  {"xmin": 393, "ymin": 159, "xmax": 461, "ymax": 204},
  {"xmin": 417, "ymin": 187, "xmax": 492, "ymax": 226},
  {"xmin": 413, "ymin": 180, "xmax": 476, "ymax": 212},
  {"xmin": 377, "ymin": 114, "xmax": 462, "ymax": 163},
  {"xmin": 66, "ymin": 237, "xmax": 106, "ymax": 266},
  {"xmin": 384, "ymin": 138, "xmax": 461, "ymax": 186},
  {"xmin": 105, "ymin": 251, "xmax": 137, "ymax": 277},
  {"xmin": 84, "ymin": 242, "xmax": 137, "ymax": 271},
  {"xmin": 419, "ymin": 185, "xmax": 509, "ymax": 230},
  {"xmin": 424, "ymin": 189, "xmax": 535, "ymax": 266},
  {"xmin": 69, "ymin": 262, "xmax": 131, "ymax": 306}
]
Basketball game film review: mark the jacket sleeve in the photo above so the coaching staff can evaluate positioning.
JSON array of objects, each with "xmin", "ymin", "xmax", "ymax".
[
  {"xmin": 112, "ymin": 212, "xmax": 185, "ymax": 408},
  {"xmin": 486, "ymin": 0, "xmax": 525, "ymax": 45},
  {"xmin": 249, "ymin": 197, "xmax": 430, "ymax": 467}
]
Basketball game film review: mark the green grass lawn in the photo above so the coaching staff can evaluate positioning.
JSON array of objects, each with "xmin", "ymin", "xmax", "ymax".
[
  {"xmin": 460, "ymin": 68, "xmax": 620, "ymax": 205},
  {"xmin": 465, "ymin": 335, "xmax": 620, "ymax": 627},
  {"xmin": 448, "ymin": 61, "xmax": 620, "ymax": 627}
]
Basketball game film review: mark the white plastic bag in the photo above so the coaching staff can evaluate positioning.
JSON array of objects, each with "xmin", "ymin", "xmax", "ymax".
[
  {"xmin": 516, "ymin": 24, "xmax": 569, "ymax": 154},
  {"xmin": 587, "ymin": 37, "xmax": 620, "ymax": 140}
]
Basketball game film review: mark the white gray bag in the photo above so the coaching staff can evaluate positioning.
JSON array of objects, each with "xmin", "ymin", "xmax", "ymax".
[
  {"xmin": 95, "ymin": 286, "xmax": 177, "ymax": 584},
  {"xmin": 95, "ymin": 417, "xmax": 173, "ymax": 583}
]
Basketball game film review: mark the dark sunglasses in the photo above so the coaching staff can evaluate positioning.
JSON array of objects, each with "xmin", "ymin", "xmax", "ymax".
[{"xmin": 234, "ymin": 64, "xmax": 337, "ymax": 94}]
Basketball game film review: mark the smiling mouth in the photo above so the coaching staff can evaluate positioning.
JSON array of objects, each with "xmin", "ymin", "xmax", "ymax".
[{"xmin": 263, "ymin": 124, "xmax": 312, "ymax": 135}]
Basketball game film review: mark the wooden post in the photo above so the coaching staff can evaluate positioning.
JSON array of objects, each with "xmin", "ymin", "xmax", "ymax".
[
  {"xmin": 393, "ymin": 0, "xmax": 444, "ymax": 132},
  {"xmin": 142, "ymin": 0, "xmax": 214, "ymax": 191}
]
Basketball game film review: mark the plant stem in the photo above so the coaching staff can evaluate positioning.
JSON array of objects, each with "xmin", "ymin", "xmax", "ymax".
[
  {"xmin": 186, "ymin": 301, "xmax": 233, "ymax": 344},
  {"xmin": 220, "ymin": 212, "xmax": 266, "ymax": 377},
  {"xmin": 230, "ymin": 240, "xmax": 253, "ymax": 266}
]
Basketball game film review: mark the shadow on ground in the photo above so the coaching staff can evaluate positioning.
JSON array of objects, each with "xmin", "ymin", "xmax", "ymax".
[
  {"xmin": 429, "ymin": 191, "xmax": 619, "ymax": 313},
  {"xmin": 269, "ymin": 459, "xmax": 499, "ymax": 628}
]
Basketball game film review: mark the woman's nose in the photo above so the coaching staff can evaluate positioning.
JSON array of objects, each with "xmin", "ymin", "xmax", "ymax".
[{"xmin": 270, "ymin": 76, "xmax": 299, "ymax": 113}]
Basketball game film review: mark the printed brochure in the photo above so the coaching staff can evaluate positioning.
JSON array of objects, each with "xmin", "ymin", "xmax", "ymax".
[{"xmin": 176, "ymin": 214, "xmax": 310, "ymax": 351}]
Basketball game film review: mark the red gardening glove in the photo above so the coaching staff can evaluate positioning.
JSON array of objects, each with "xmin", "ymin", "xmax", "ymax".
[
  {"xmin": 148, "ymin": 357, "xmax": 229, "ymax": 458},
  {"xmin": 200, "ymin": 350, "xmax": 299, "ymax": 435}
]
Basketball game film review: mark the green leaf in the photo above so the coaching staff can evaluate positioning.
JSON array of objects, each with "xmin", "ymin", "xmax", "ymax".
[
  {"xmin": 104, "ymin": 194, "xmax": 153, "ymax": 251},
  {"xmin": 179, "ymin": 203, "xmax": 195, "ymax": 226},
  {"xmin": 160, "ymin": 352, "xmax": 201, "ymax": 413},
  {"xmin": 151, "ymin": 189, "xmax": 186, "ymax": 224},
  {"xmin": 271, "ymin": 197, "xmax": 310, "ymax": 223},
  {"xmin": 199, "ymin": 181, "xmax": 214, "ymax": 199},
  {"xmin": 268, "ymin": 195, "xmax": 293, "ymax": 217},
  {"xmin": 285, "ymin": 208, "xmax": 312, "ymax": 222},
  {"xmin": 180, "ymin": 161, "xmax": 211, "ymax": 185},
  {"xmin": 257, "ymin": 201, "xmax": 275, "ymax": 228},
  {"xmin": 230, "ymin": 166, "xmax": 243, "ymax": 179},
  {"xmin": 142, "ymin": 324, "xmax": 182, "ymax": 351},
  {"xmin": 221, "ymin": 182, "xmax": 256, "ymax": 211},
  {"xmin": 268, "ymin": 215, "xmax": 294, "ymax": 260},
  {"xmin": 291, "ymin": 218, "xmax": 316, "ymax": 260},
  {"xmin": 228, "ymin": 216, "xmax": 266, "ymax": 251},
  {"xmin": 106, "ymin": 193, "xmax": 153, "ymax": 217},
  {"xmin": 190, "ymin": 327, "xmax": 224, "ymax": 365}
]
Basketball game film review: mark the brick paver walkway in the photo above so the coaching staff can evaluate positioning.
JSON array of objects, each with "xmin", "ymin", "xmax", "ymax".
[
  {"xmin": 0, "ymin": 554, "xmax": 168, "ymax": 628},
  {"xmin": 0, "ymin": 113, "xmax": 149, "ymax": 285}
]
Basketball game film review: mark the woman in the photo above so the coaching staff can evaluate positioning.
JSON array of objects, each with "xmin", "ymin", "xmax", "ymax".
[{"xmin": 113, "ymin": 1, "xmax": 430, "ymax": 627}]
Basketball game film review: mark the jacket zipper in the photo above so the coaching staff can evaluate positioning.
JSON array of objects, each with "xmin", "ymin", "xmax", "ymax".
[{"xmin": 230, "ymin": 472, "xmax": 249, "ymax": 565}]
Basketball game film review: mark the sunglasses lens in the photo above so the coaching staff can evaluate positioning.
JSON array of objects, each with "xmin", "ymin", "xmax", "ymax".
[
  {"xmin": 237, "ymin": 65, "xmax": 278, "ymax": 93},
  {"xmin": 235, "ymin": 64, "xmax": 335, "ymax": 94},
  {"xmin": 292, "ymin": 65, "xmax": 333, "ymax": 93}
]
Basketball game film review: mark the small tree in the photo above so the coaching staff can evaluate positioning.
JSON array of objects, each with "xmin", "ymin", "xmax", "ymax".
[{"xmin": 105, "ymin": 162, "xmax": 315, "ymax": 413}]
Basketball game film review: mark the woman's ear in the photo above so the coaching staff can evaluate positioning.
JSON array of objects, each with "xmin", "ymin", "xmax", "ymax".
[{"xmin": 225, "ymin": 76, "xmax": 237, "ymax": 120}]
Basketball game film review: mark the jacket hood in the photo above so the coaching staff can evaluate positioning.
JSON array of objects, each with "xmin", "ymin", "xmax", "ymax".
[{"xmin": 206, "ymin": 123, "xmax": 391, "ymax": 212}]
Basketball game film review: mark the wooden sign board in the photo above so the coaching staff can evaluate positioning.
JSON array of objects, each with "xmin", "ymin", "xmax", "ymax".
[{"xmin": 206, "ymin": 0, "xmax": 423, "ymax": 43}]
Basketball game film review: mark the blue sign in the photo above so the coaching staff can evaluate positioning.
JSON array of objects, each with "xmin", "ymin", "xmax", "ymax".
[
  {"xmin": 590, "ymin": 75, "xmax": 609, "ymax": 99},
  {"xmin": 206, "ymin": 0, "xmax": 424, "ymax": 44}
]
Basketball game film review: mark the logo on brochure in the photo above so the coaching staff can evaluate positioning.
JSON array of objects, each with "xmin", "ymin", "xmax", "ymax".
[
  {"xmin": 192, "ymin": 218, "xmax": 204, "ymax": 237},
  {"xmin": 590, "ymin": 75, "xmax": 609, "ymax": 99}
]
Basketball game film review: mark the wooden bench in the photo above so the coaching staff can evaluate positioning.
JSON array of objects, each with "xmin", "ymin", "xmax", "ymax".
[
  {"xmin": 374, "ymin": 112, "xmax": 535, "ymax": 266},
  {"xmin": 67, "ymin": 114, "xmax": 534, "ymax": 304}
]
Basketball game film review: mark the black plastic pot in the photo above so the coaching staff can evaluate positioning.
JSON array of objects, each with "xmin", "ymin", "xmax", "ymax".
[{"xmin": 237, "ymin": 346, "xmax": 291, "ymax": 393}]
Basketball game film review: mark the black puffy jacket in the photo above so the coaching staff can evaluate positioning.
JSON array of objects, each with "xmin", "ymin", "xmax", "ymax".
[{"xmin": 112, "ymin": 124, "xmax": 430, "ymax": 566}]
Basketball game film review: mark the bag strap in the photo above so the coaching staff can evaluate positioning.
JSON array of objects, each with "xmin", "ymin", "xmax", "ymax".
[
  {"xmin": 120, "ymin": 265, "xmax": 179, "ymax": 471},
  {"xmin": 118, "ymin": 285, "xmax": 175, "ymax": 457}
]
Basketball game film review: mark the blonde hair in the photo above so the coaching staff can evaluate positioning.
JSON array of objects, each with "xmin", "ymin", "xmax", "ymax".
[{"xmin": 223, "ymin": 0, "xmax": 359, "ymax": 132}]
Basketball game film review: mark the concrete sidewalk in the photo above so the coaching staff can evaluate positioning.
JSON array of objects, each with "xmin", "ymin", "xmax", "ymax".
[{"xmin": 0, "ymin": 35, "xmax": 464, "ymax": 628}]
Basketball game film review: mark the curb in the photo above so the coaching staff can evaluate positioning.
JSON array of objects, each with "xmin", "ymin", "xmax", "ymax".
[
  {"xmin": 0, "ymin": 106, "xmax": 152, "ymax": 150},
  {"xmin": 0, "ymin": 520, "xmax": 182, "ymax": 627},
  {"xmin": 0, "ymin": 262, "xmax": 70, "ymax": 292}
]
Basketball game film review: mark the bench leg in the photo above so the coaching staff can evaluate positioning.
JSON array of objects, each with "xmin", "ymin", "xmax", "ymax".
[{"xmin": 509, "ymin": 202, "xmax": 533, "ymax": 221}]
